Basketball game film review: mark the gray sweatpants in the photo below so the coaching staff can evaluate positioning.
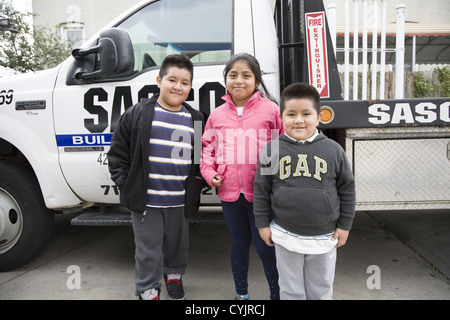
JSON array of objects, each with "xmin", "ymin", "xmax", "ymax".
[
  {"xmin": 275, "ymin": 243, "xmax": 337, "ymax": 300},
  {"xmin": 131, "ymin": 207, "xmax": 189, "ymax": 295}
]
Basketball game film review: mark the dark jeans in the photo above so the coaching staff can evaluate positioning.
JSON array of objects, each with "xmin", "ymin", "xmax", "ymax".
[{"xmin": 221, "ymin": 194, "xmax": 280, "ymax": 300}]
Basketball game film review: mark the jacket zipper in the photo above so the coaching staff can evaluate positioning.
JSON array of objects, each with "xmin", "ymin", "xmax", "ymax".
[
  {"xmin": 142, "ymin": 103, "xmax": 150, "ymax": 221},
  {"xmin": 141, "ymin": 210, "xmax": 147, "ymax": 224},
  {"xmin": 238, "ymin": 109, "xmax": 243, "ymax": 194}
]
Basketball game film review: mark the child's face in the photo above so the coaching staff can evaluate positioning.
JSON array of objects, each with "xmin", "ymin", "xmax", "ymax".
[
  {"xmin": 281, "ymin": 98, "xmax": 320, "ymax": 141},
  {"xmin": 225, "ymin": 60, "xmax": 259, "ymax": 107},
  {"xmin": 156, "ymin": 66, "xmax": 192, "ymax": 111}
]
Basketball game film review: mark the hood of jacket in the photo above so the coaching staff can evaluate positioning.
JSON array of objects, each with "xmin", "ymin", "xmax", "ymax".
[
  {"xmin": 221, "ymin": 90, "xmax": 263, "ymax": 111},
  {"xmin": 279, "ymin": 132, "xmax": 328, "ymax": 145}
]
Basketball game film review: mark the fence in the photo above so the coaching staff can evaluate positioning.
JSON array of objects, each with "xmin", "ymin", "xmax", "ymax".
[
  {"xmin": 338, "ymin": 68, "xmax": 449, "ymax": 99},
  {"xmin": 327, "ymin": 0, "xmax": 406, "ymax": 100}
]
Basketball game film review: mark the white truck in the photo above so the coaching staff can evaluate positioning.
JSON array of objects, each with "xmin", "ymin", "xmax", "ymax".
[{"xmin": 0, "ymin": 0, "xmax": 448, "ymax": 270}]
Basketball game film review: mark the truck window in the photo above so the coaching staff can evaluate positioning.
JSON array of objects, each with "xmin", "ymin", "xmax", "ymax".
[{"xmin": 117, "ymin": 0, "xmax": 232, "ymax": 73}]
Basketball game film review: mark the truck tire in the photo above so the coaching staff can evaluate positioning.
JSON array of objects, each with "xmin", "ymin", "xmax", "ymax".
[{"xmin": 0, "ymin": 161, "xmax": 54, "ymax": 271}]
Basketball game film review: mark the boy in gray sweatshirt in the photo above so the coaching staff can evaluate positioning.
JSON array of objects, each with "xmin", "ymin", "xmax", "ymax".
[{"xmin": 253, "ymin": 83, "xmax": 355, "ymax": 300}]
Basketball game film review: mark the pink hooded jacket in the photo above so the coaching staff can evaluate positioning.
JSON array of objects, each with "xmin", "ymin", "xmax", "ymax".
[{"xmin": 200, "ymin": 91, "xmax": 283, "ymax": 202}]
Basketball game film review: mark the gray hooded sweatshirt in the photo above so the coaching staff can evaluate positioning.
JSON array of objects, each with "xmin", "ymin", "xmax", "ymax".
[{"xmin": 253, "ymin": 133, "xmax": 356, "ymax": 236}]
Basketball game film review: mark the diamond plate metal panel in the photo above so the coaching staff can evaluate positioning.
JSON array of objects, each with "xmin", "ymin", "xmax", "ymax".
[{"xmin": 347, "ymin": 127, "xmax": 450, "ymax": 210}]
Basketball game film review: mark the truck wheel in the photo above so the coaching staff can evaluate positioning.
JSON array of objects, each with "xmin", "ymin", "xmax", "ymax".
[{"xmin": 0, "ymin": 162, "xmax": 54, "ymax": 271}]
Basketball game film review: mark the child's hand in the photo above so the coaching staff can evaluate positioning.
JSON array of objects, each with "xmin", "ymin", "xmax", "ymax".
[
  {"xmin": 332, "ymin": 228, "xmax": 349, "ymax": 247},
  {"xmin": 212, "ymin": 174, "xmax": 223, "ymax": 187},
  {"xmin": 258, "ymin": 227, "xmax": 274, "ymax": 247}
]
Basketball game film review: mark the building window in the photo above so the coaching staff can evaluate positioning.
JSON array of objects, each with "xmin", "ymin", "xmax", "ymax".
[{"xmin": 59, "ymin": 22, "xmax": 85, "ymax": 49}]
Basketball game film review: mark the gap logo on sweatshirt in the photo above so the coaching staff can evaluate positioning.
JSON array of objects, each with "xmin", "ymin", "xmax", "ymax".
[{"xmin": 279, "ymin": 154, "xmax": 328, "ymax": 181}]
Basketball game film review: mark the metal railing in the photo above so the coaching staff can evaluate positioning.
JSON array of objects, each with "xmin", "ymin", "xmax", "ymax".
[{"xmin": 327, "ymin": 0, "xmax": 406, "ymax": 100}]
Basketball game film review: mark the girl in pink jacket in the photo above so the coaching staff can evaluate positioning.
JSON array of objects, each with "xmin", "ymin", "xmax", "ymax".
[{"xmin": 201, "ymin": 53, "xmax": 283, "ymax": 300}]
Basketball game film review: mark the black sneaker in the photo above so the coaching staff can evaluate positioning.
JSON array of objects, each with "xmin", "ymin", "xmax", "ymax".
[{"xmin": 164, "ymin": 275, "xmax": 185, "ymax": 300}]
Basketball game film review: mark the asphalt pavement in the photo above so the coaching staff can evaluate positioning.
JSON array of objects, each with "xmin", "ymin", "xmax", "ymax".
[{"xmin": 0, "ymin": 208, "xmax": 449, "ymax": 300}]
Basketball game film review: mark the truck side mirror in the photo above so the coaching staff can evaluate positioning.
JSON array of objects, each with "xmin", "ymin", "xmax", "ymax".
[{"xmin": 67, "ymin": 28, "xmax": 134, "ymax": 84}]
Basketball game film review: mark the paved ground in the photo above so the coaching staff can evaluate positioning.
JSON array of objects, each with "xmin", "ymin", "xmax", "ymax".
[{"xmin": 0, "ymin": 208, "xmax": 449, "ymax": 300}]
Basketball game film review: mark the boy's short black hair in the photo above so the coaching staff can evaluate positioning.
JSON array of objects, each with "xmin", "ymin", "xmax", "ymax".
[
  {"xmin": 280, "ymin": 82, "xmax": 321, "ymax": 115},
  {"xmin": 159, "ymin": 54, "xmax": 194, "ymax": 82}
]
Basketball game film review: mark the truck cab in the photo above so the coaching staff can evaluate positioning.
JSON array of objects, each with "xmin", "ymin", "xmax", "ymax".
[{"xmin": 54, "ymin": 0, "xmax": 283, "ymax": 207}]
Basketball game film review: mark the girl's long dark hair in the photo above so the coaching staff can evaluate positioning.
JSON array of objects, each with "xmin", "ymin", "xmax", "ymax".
[{"xmin": 223, "ymin": 53, "xmax": 277, "ymax": 103}]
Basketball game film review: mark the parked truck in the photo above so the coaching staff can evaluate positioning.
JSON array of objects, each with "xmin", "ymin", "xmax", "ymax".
[{"xmin": 0, "ymin": 0, "xmax": 448, "ymax": 271}]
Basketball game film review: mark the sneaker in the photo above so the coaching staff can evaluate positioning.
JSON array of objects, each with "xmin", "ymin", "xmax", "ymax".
[
  {"xmin": 165, "ymin": 275, "xmax": 185, "ymax": 300},
  {"xmin": 235, "ymin": 293, "xmax": 249, "ymax": 300},
  {"xmin": 139, "ymin": 288, "xmax": 160, "ymax": 300}
]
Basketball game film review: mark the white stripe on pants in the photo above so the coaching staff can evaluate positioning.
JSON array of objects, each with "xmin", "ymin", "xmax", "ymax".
[{"xmin": 275, "ymin": 243, "xmax": 336, "ymax": 300}]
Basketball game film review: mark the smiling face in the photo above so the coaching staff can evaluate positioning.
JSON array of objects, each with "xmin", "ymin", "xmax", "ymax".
[
  {"xmin": 281, "ymin": 98, "xmax": 321, "ymax": 141},
  {"xmin": 156, "ymin": 66, "xmax": 192, "ymax": 111},
  {"xmin": 225, "ymin": 60, "xmax": 259, "ymax": 107}
]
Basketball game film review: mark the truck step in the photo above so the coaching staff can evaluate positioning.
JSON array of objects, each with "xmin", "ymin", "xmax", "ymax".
[
  {"xmin": 71, "ymin": 211, "xmax": 225, "ymax": 226},
  {"xmin": 71, "ymin": 212, "xmax": 131, "ymax": 226},
  {"xmin": 189, "ymin": 212, "xmax": 226, "ymax": 225}
]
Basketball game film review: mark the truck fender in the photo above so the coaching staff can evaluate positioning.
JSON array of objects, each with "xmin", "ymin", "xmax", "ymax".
[{"xmin": 0, "ymin": 117, "xmax": 82, "ymax": 210}]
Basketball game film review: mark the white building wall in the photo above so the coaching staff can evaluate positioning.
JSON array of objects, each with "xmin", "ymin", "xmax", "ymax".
[
  {"xmin": 32, "ymin": 0, "xmax": 140, "ymax": 46},
  {"xmin": 322, "ymin": 0, "xmax": 450, "ymax": 35}
]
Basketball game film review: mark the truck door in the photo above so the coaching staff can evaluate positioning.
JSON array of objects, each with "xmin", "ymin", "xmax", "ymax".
[{"xmin": 52, "ymin": 0, "xmax": 232, "ymax": 205}]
